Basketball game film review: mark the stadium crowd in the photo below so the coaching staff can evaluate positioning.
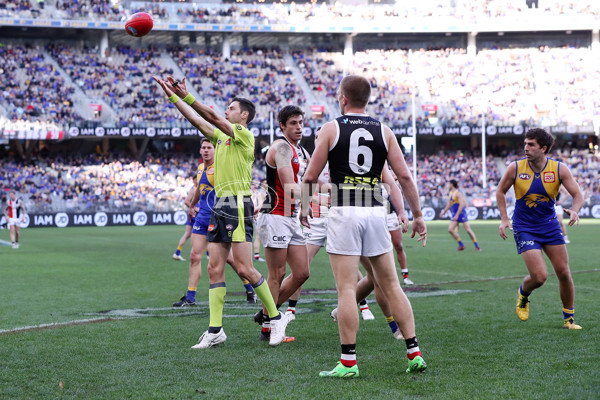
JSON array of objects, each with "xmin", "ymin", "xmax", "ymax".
[
  {"xmin": 169, "ymin": 46, "xmax": 310, "ymax": 128},
  {"xmin": 2, "ymin": 40, "xmax": 598, "ymax": 132},
  {"xmin": 46, "ymin": 43, "xmax": 180, "ymax": 127},
  {"xmin": 0, "ymin": 153, "xmax": 195, "ymax": 213},
  {"xmin": 0, "ymin": 44, "xmax": 83, "ymax": 127},
  {"xmin": 4, "ymin": 1, "xmax": 600, "ymax": 23}
]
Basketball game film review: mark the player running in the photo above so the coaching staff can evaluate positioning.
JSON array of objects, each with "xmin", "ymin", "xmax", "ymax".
[{"xmin": 439, "ymin": 179, "xmax": 481, "ymax": 251}]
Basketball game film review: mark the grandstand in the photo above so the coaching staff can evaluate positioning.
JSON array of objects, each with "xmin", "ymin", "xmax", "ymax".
[{"xmin": 0, "ymin": 0, "xmax": 599, "ymax": 219}]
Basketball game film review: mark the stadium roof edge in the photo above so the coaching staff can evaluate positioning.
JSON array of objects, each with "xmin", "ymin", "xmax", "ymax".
[{"xmin": 1, "ymin": 16, "xmax": 598, "ymax": 34}]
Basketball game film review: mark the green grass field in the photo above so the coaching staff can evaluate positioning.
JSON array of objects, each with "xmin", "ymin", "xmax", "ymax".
[{"xmin": 1, "ymin": 221, "xmax": 599, "ymax": 399}]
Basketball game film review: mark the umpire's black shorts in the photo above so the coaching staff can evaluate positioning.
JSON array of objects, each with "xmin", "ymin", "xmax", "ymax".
[{"xmin": 207, "ymin": 195, "xmax": 254, "ymax": 243}]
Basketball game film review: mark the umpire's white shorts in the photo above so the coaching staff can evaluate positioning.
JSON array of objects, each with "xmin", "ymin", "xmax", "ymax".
[
  {"xmin": 304, "ymin": 217, "xmax": 328, "ymax": 247},
  {"xmin": 326, "ymin": 206, "xmax": 392, "ymax": 257},
  {"xmin": 257, "ymin": 213, "xmax": 306, "ymax": 249}
]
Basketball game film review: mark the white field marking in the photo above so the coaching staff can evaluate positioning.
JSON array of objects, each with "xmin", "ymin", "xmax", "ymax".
[
  {"xmin": 0, "ymin": 239, "xmax": 12, "ymax": 247},
  {"xmin": 2, "ymin": 289, "xmax": 475, "ymax": 334},
  {"xmin": 0, "ymin": 318, "xmax": 114, "ymax": 335}
]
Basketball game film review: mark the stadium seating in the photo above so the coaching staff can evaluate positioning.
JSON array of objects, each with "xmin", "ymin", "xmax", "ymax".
[{"xmin": 2, "ymin": 150, "xmax": 597, "ymax": 213}]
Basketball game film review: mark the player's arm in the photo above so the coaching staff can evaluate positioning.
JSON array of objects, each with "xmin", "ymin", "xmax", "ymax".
[
  {"xmin": 496, "ymin": 162, "xmax": 516, "ymax": 239},
  {"xmin": 188, "ymin": 184, "xmax": 201, "ymax": 220},
  {"xmin": 559, "ymin": 164, "xmax": 584, "ymax": 226},
  {"xmin": 152, "ymin": 76, "xmax": 216, "ymax": 140},
  {"xmin": 382, "ymin": 166, "xmax": 409, "ymax": 233},
  {"xmin": 20, "ymin": 203, "xmax": 26, "ymax": 221},
  {"xmin": 300, "ymin": 121, "xmax": 333, "ymax": 227},
  {"xmin": 184, "ymin": 186, "xmax": 195, "ymax": 209},
  {"xmin": 384, "ymin": 126, "xmax": 426, "ymax": 246},
  {"xmin": 162, "ymin": 76, "xmax": 235, "ymax": 138}
]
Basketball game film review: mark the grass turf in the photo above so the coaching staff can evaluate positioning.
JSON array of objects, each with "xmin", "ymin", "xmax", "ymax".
[{"xmin": 0, "ymin": 221, "xmax": 599, "ymax": 399}]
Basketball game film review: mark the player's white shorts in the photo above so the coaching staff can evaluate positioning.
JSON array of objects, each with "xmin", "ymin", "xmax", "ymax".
[
  {"xmin": 386, "ymin": 212, "xmax": 402, "ymax": 231},
  {"xmin": 7, "ymin": 218, "xmax": 21, "ymax": 227},
  {"xmin": 304, "ymin": 217, "xmax": 328, "ymax": 247},
  {"xmin": 257, "ymin": 213, "xmax": 306, "ymax": 249},
  {"xmin": 555, "ymin": 205, "xmax": 564, "ymax": 216},
  {"xmin": 326, "ymin": 206, "xmax": 392, "ymax": 257}
]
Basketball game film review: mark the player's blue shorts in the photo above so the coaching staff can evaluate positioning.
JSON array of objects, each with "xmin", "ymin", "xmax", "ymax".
[
  {"xmin": 451, "ymin": 209, "xmax": 468, "ymax": 223},
  {"xmin": 513, "ymin": 224, "xmax": 565, "ymax": 254},
  {"xmin": 192, "ymin": 212, "xmax": 211, "ymax": 235}
]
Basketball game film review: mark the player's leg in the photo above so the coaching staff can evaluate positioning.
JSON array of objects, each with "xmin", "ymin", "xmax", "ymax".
[
  {"xmin": 277, "ymin": 244, "xmax": 309, "ymax": 306},
  {"xmin": 369, "ymin": 251, "xmax": 426, "ymax": 372},
  {"xmin": 448, "ymin": 220, "xmax": 464, "ymax": 250},
  {"xmin": 319, "ymin": 253, "xmax": 361, "ymax": 377},
  {"xmin": 390, "ymin": 229, "xmax": 412, "ymax": 284},
  {"xmin": 355, "ymin": 267, "xmax": 374, "ymax": 319},
  {"xmin": 253, "ymin": 221, "xmax": 265, "ymax": 261},
  {"xmin": 234, "ymin": 240, "xmax": 286, "ymax": 345},
  {"xmin": 359, "ymin": 257, "xmax": 402, "ymax": 339},
  {"xmin": 284, "ymin": 242, "xmax": 322, "ymax": 316},
  {"xmin": 9, "ymin": 223, "xmax": 16, "ymax": 246},
  {"xmin": 515, "ymin": 249, "xmax": 548, "ymax": 321},
  {"xmin": 173, "ymin": 224, "xmax": 192, "ymax": 261},
  {"xmin": 173, "ymin": 233, "xmax": 208, "ymax": 307},
  {"xmin": 462, "ymin": 221, "xmax": 481, "ymax": 250},
  {"xmin": 14, "ymin": 224, "xmax": 20, "ymax": 248},
  {"xmin": 225, "ymin": 250, "xmax": 257, "ymax": 304},
  {"xmin": 260, "ymin": 246, "xmax": 287, "ymax": 340},
  {"xmin": 543, "ymin": 244, "xmax": 581, "ymax": 329}
]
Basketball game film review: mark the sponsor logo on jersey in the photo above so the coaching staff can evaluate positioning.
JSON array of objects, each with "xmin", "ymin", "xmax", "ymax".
[
  {"xmin": 518, "ymin": 173, "xmax": 531, "ymax": 180},
  {"xmin": 236, "ymin": 124, "xmax": 242, "ymax": 131},
  {"xmin": 543, "ymin": 172, "xmax": 555, "ymax": 183},
  {"xmin": 207, "ymin": 224, "xmax": 215, "ymax": 232},
  {"xmin": 225, "ymin": 138, "xmax": 231, "ymax": 145},
  {"xmin": 226, "ymin": 224, "xmax": 233, "ymax": 231}
]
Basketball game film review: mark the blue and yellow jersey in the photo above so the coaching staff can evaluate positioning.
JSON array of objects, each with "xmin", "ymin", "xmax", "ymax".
[
  {"xmin": 449, "ymin": 189, "xmax": 461, "ymax": 213},
  {"xmin": 512, "ymin": 157, "xmax": 562, "ymax": 231},
  {"xmin": 196, "ymin": 162, "xmax": 215, "ymax": 217}
]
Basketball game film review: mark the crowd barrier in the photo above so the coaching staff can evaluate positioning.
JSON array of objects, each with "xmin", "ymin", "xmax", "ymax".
[{"xmin": 2, "ymin": 205, "xmax": 599, "ymax": 229}]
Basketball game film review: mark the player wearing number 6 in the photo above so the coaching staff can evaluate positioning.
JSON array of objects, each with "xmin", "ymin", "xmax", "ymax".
[{"xmin": 300, "ymin": 75, "xmax": 428, "ymax": 378}]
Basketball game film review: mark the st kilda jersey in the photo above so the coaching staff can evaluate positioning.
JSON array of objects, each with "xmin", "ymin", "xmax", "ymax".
[
  {"xmin": 262, "ymin": 137, "xmax": 309, "ymax": 217},
  {"xmin": 6, "ymin": 198, "xmax": 24, "ymax": 218},
  {"xmin": 329, "ymin": 113, "xmax": 386, "ymax": 207}
]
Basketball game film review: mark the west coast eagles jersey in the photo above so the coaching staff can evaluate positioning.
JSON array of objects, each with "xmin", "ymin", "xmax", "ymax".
[
  {"xmin": 512, "ymin": 157, "xmax": 562, "ymax": 232},
  {"xmin": 196, "ymin": 162, "xmax": 215, "ymax": 217}
]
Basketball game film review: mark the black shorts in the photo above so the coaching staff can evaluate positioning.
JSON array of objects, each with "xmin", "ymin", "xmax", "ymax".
[{"xmin": 207, "ymin": 195, "xmax": 254, "ymax": 243}]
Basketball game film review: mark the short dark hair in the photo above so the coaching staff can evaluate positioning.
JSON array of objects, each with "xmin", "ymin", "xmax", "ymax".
[
  {"xmin": 232, "ymin": 97, "xmax": 256, "ymax": 124},
  {"xmin": 199, "ymin": 137, "xmax": 212, "ymax": 146},
  {"xmin": 525, "ymin": 128, "xmax": 554, "ymax": 154},
  {"xmin": 278, "ymin": 105, "xmax": 305, "ymax": 128},
  {"xmin": 339, "ymin": 75, "xmax": 371, "ymax": 108},
  {"xmin": 449, "ymin": 179, "xmax": 458, "ymax": 188}
]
